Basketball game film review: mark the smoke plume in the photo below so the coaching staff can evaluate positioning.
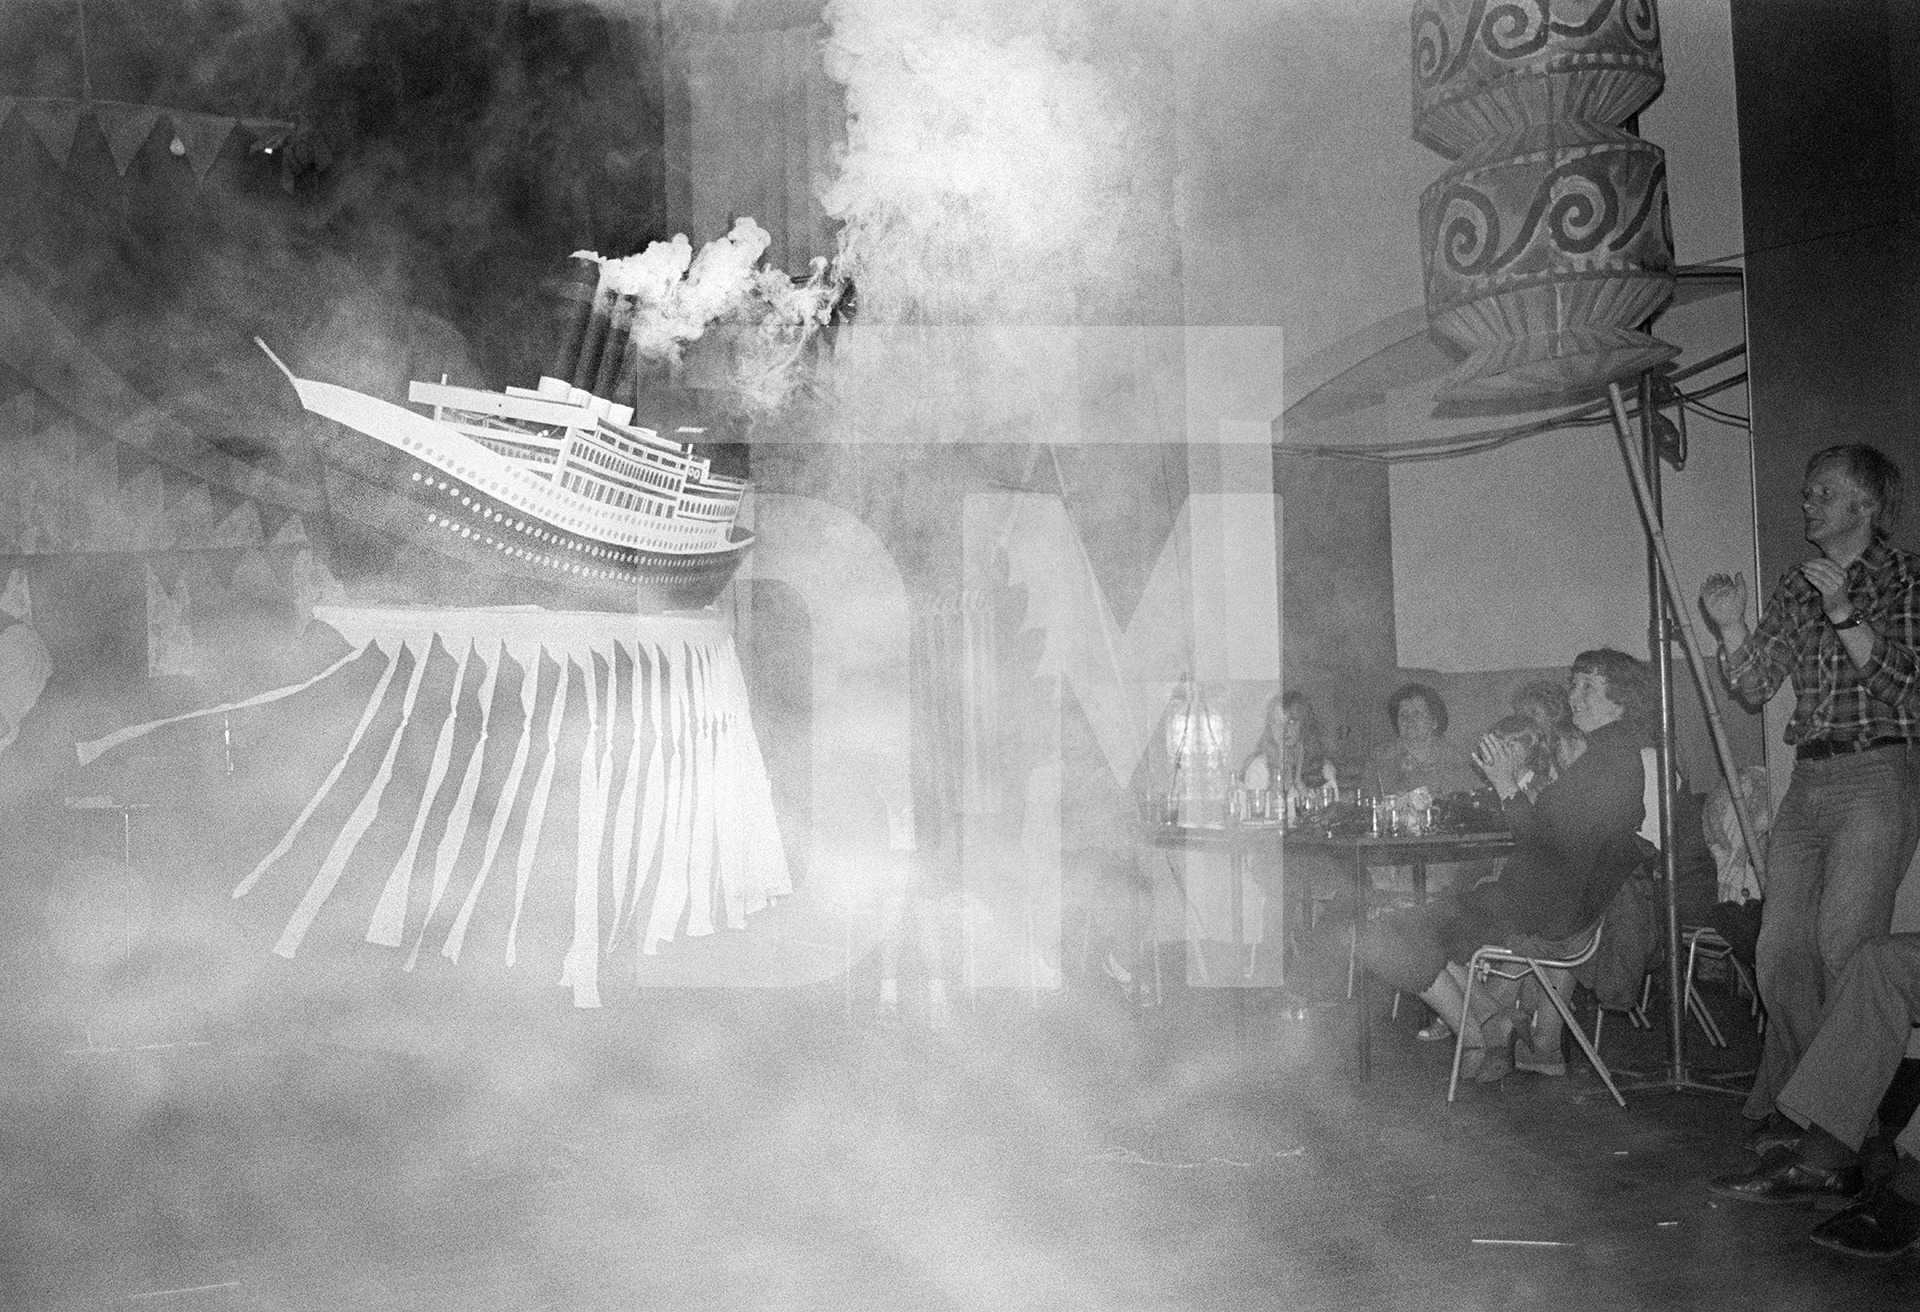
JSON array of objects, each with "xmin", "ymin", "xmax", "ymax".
[{"xmin": 819, "ymin": 0, "xmax": 1150, "ymax": 325}]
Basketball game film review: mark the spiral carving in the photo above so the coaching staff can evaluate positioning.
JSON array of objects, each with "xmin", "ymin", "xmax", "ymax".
[
  {"xmin": 1413, "ymin": 0, "xmax": 1673, "ymax": 397},
  {"xmin": 1544, "ymin": 169, "xmax": 1615, "ymax": 254},
  {"xmin": 1436, "ymin": 187, "xmax": 1503, "ymax": 275},
  {"xmin": 1623, "ymin": 0, "xmax": 1658, "ymax": 48},
  {"xmin": 1413, "ymin": 8, "xmax": 1453, "ymax": 87},
  {"xmin": 1412, "ymin": 0, "xmax": 1662, "ymax": 157},
  {"xmin": 1482, "ymin": 1, "xmax": 1548, "ymax": 58}
]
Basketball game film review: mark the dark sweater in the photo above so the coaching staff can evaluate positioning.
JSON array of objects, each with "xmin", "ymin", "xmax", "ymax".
[{"xmin": 1478, "ymin": 719, "xmax": 1651, "ymax": 942}]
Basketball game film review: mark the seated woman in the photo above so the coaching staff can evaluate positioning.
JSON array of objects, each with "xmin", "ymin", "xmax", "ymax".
[
  {"xmin": 1364, "ymin": 682, "xmax": 1481, "ymax": 801},
  {"xmin": 1356, "ymin": 649, "xmax": 1657, "ymax": 1082},
  {"xmin": 1511, "ymin": 679, "xmax": 1586, "ymax": 776},
  {"xmin": 1407, "ymin": 713, "xmax": 1558, "ymax": 1046},
  {"xmin": 1242, "ymin": 690, "xmax": 1336, "ymax": 798}
]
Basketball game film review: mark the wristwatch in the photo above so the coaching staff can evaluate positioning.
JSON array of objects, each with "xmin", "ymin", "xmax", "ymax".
[{"xmin": 1831, "ymin": 610, "xmax": 1865, "ymax": 630}]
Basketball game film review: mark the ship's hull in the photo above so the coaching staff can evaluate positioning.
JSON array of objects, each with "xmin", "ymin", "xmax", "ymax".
[{"xmin": 315, "ymin": 412, "xmax": 752, "ymax": 614}]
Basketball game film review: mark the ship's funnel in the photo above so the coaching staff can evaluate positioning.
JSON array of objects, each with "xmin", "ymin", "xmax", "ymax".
[{"xmin": 549, "ymin": 254, "xmax": 602, "ymax": 384}]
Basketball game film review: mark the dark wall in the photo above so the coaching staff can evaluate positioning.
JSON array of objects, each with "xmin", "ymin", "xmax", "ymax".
[
  {"xmin": 1274, "ymin": 450, "xmax": 1398, "ymax": 774},
  {"xmin": 1733, "ymin": 1, "xmax": 1920, "ymax": 578}
]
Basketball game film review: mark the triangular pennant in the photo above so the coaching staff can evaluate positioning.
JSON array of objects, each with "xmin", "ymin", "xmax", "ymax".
[
  {"xmin": 165, "ymin": 111, "xmax": 235, "ymax": 183},
  {"xmin": 146, "ymin": 564, "xmax": 195, "ymax": 678},
  {"xmin": 209, "ymin": 498, "xmax": 264, "ymax": 549},
  {"xmin": 92, "ymin": 101, "xmax": 162, "ymax": 176},
  {"xmin": 20, "ymin": 99, "xmax": 84, "ymax": 166}
]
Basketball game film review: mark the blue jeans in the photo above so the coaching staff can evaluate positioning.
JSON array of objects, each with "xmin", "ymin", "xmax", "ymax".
[{"xmin": 1746, "ymin": 744, "xmax": 1920, "ymax": 1120}]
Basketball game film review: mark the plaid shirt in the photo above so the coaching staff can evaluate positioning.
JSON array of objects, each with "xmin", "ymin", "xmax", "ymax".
[{"xmin": 1719, "ymin": 539, "xmax": 1920, "ymax": 746}]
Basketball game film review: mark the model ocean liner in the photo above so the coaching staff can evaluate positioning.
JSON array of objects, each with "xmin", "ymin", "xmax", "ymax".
[{"xmin": 260, "ymin": 340, "xmax": 752, "ymax": 614}]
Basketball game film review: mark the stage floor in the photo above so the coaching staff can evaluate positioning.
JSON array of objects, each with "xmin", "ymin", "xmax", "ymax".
[{"xmin": 3, "ymin": 930, "xmax": 1910, "ymax": 1312}]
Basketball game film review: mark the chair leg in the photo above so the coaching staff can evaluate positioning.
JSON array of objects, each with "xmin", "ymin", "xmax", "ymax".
[
  {"xmin": 1531, "ymin": 962, "xmax": 1626, "ymax": 1108},
  {"xmin": 1392, "ymin": 990, "xmax": 1402, "ymax": 1021},
  {"xmin": 1688, "ymin": 982, "xmax": 1728, "ymax": 1048},
  {"xmin": 1346, "ymin": 924, "xmax": 1357, "ymax": 1001},
  {"xmin": 1729, "ymin": 954, "xmax": 1763, "ymax": 1035},
  {"xmin": 1447, "ymin": 967, "xmax": 1478, "ymax": 1104},
  {"xmin": 1682, "ymin": 935, "xmax": 1730, "ymax": 1049}
]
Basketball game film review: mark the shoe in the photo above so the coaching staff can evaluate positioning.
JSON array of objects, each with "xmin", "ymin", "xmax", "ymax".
[
  {"xmin": 1748, "ymin": 1111, "xmax": 1803, "ymax": 1156},
  {"xmin": 1457, "ymin": 1044, "xmax": 1512, "ymax": 1084},
  {"xmin": 1512, "ymin": 1036, "xmax": 1567, "ymax": 1078},
  {"xmin": 1810, "ymin": 1186, "xmax": 1920, "ymax": 1258},
  {"xmin": 1709, "ymin": 1146, "xmax": 1864, "ymax": 1207},
  {"xmin": 1458, "ymin": 1010, "xmax": 1517, "ymax": 1083},
  {"xmin": 1416, "ymin": 1018, "xmax": 1453, "ymax": 1042}
]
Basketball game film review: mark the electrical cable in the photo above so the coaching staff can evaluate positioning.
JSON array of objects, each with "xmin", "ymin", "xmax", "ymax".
[
  {"xmin": 1287, "ymin": 345, "xmax": 1749, "ymax": 466},
  {"xmin": 1683, "ymin": 398, "xmax": 1751, "ymax": 427}
]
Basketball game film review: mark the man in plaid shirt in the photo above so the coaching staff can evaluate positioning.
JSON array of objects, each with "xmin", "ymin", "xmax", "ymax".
[{"xmin": 1702, "ymin": 445, "xmax": 1920, "ymax": 1140}]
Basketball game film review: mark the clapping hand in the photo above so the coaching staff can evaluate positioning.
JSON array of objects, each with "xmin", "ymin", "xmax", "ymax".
[
  {"xmin": 1699, "ymin": 572, "xmax": 1748, "ymax": 633},
  {"xmin": 1473, "ymin": 733, "xmax": 1525, "ymax": 801},
  {"xmin": 1799, "ymin": 558, "xmax": 1851, "ymax": 616}
]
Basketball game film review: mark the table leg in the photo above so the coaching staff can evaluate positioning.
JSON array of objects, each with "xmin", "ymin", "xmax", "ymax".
[
  {"xmin": 1275, "ymin": 844, "xmax": 1286, "ymax": 988},
  {"xmin": 1354, "ymin": 843, "xmax": 1371, "ymax": 1081},
  {"xmin": 1230, "ymin": 850, "xmax": 1245, "ymax": 975}
]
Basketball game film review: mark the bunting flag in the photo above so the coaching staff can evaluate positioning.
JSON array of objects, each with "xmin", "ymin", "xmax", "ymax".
[
  {"xmin": 145, "ymin": 564, "xmax": 195, "ymax": 677},
  {"xmin": 19, "ymin": 99, "xmax": 84, "ymax": 165},
  {"xmin": 92, "ymin": 100, "xmax": 161, "ymax": 175},
  {"xmin": 0, "ymin": 97, "xmax": 297, "ymax": 179},
  {"xmin": 79, "ymin": 605, "xmax": 792, "ymax": 1007},
  {"xmin": 165, "ymin": 110, "xmax": 235, "ymax": 182}
]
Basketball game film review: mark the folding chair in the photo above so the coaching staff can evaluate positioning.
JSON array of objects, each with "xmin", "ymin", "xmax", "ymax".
[
  {"xmin": 1680, "ymin": 924, "xmax": 1763, "ymax": 1048},
  {"xmin": 1448, "ymin": 919, "xmax": 1626, "ymax": 1107}
]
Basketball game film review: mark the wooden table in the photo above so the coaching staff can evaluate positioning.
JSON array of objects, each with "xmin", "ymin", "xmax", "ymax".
[{"xmin": 1286, "ymin": 830, "xmax": 1517, "ymax": 1080}]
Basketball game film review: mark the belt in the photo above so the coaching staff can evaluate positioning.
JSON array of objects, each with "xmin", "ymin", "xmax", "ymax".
[{"xmin": 1795, "ymin": 735, "xmax": 1915, "ymax": 762}]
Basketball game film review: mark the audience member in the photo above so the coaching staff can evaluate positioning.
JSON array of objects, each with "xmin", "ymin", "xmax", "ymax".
[
  {"xmin": 1699, "ymin": 444, "xmax": 1920, "ymax": 1142},
  {"xmin": 1242, "ymin": 690, "xmax": 1335, "ymax": 798},
  {"xmin": 1482, "ymin": 713, "xmax": 1561, "ymax": 800},
  {"xmin": 1411, "ymin": 712, "xmax": 1561, "ymax": 1047},
  {"xmin": 1708, "ymin": 934, "xmax": 1920, "ymax": 1257},
  {"xmin": 1355, "ymin": 650, "xmax": 1655, "ymax": 1082},
  {"xmin": 1512, "ymin": 679, "xmax": 1585, "ymax": 774},
  {"xmin": 1364, "ymin": 683, "xmax": 1480, "ymax": 800}
]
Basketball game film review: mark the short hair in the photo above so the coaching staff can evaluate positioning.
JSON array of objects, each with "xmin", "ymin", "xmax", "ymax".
[
  {"xmin": 1808, "ymin": 444, "xmax": 1904, "ymax": 539},
  {"xmin": 1486, "ymin": 713, "xmax": 1553, "ymax": 781},
  {"xmin": 1512, "ymin": 680, "xmax": 1574, "ymax": 733},
  {"xmin": 1570, "ymin": 648, "xmax": 1654, "ymax": 731},
  {"xmin": 1386, "ymin": 682, "xmax": 1448, "ymax": 736}
]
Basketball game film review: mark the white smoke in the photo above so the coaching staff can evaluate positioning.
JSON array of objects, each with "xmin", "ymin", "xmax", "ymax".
[
  {"xmin": 819, "ymin": 0, "xmax": 1147, "ymax": 324},
  {"xmin": 579, "ymin": 218, "xmax": 842, "ymax": 413}
]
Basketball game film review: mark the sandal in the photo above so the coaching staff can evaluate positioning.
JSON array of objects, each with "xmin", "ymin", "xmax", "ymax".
[{"xmin": 1416, "ymin": 1018, "xmax": 1453, "ymax": 1042}]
